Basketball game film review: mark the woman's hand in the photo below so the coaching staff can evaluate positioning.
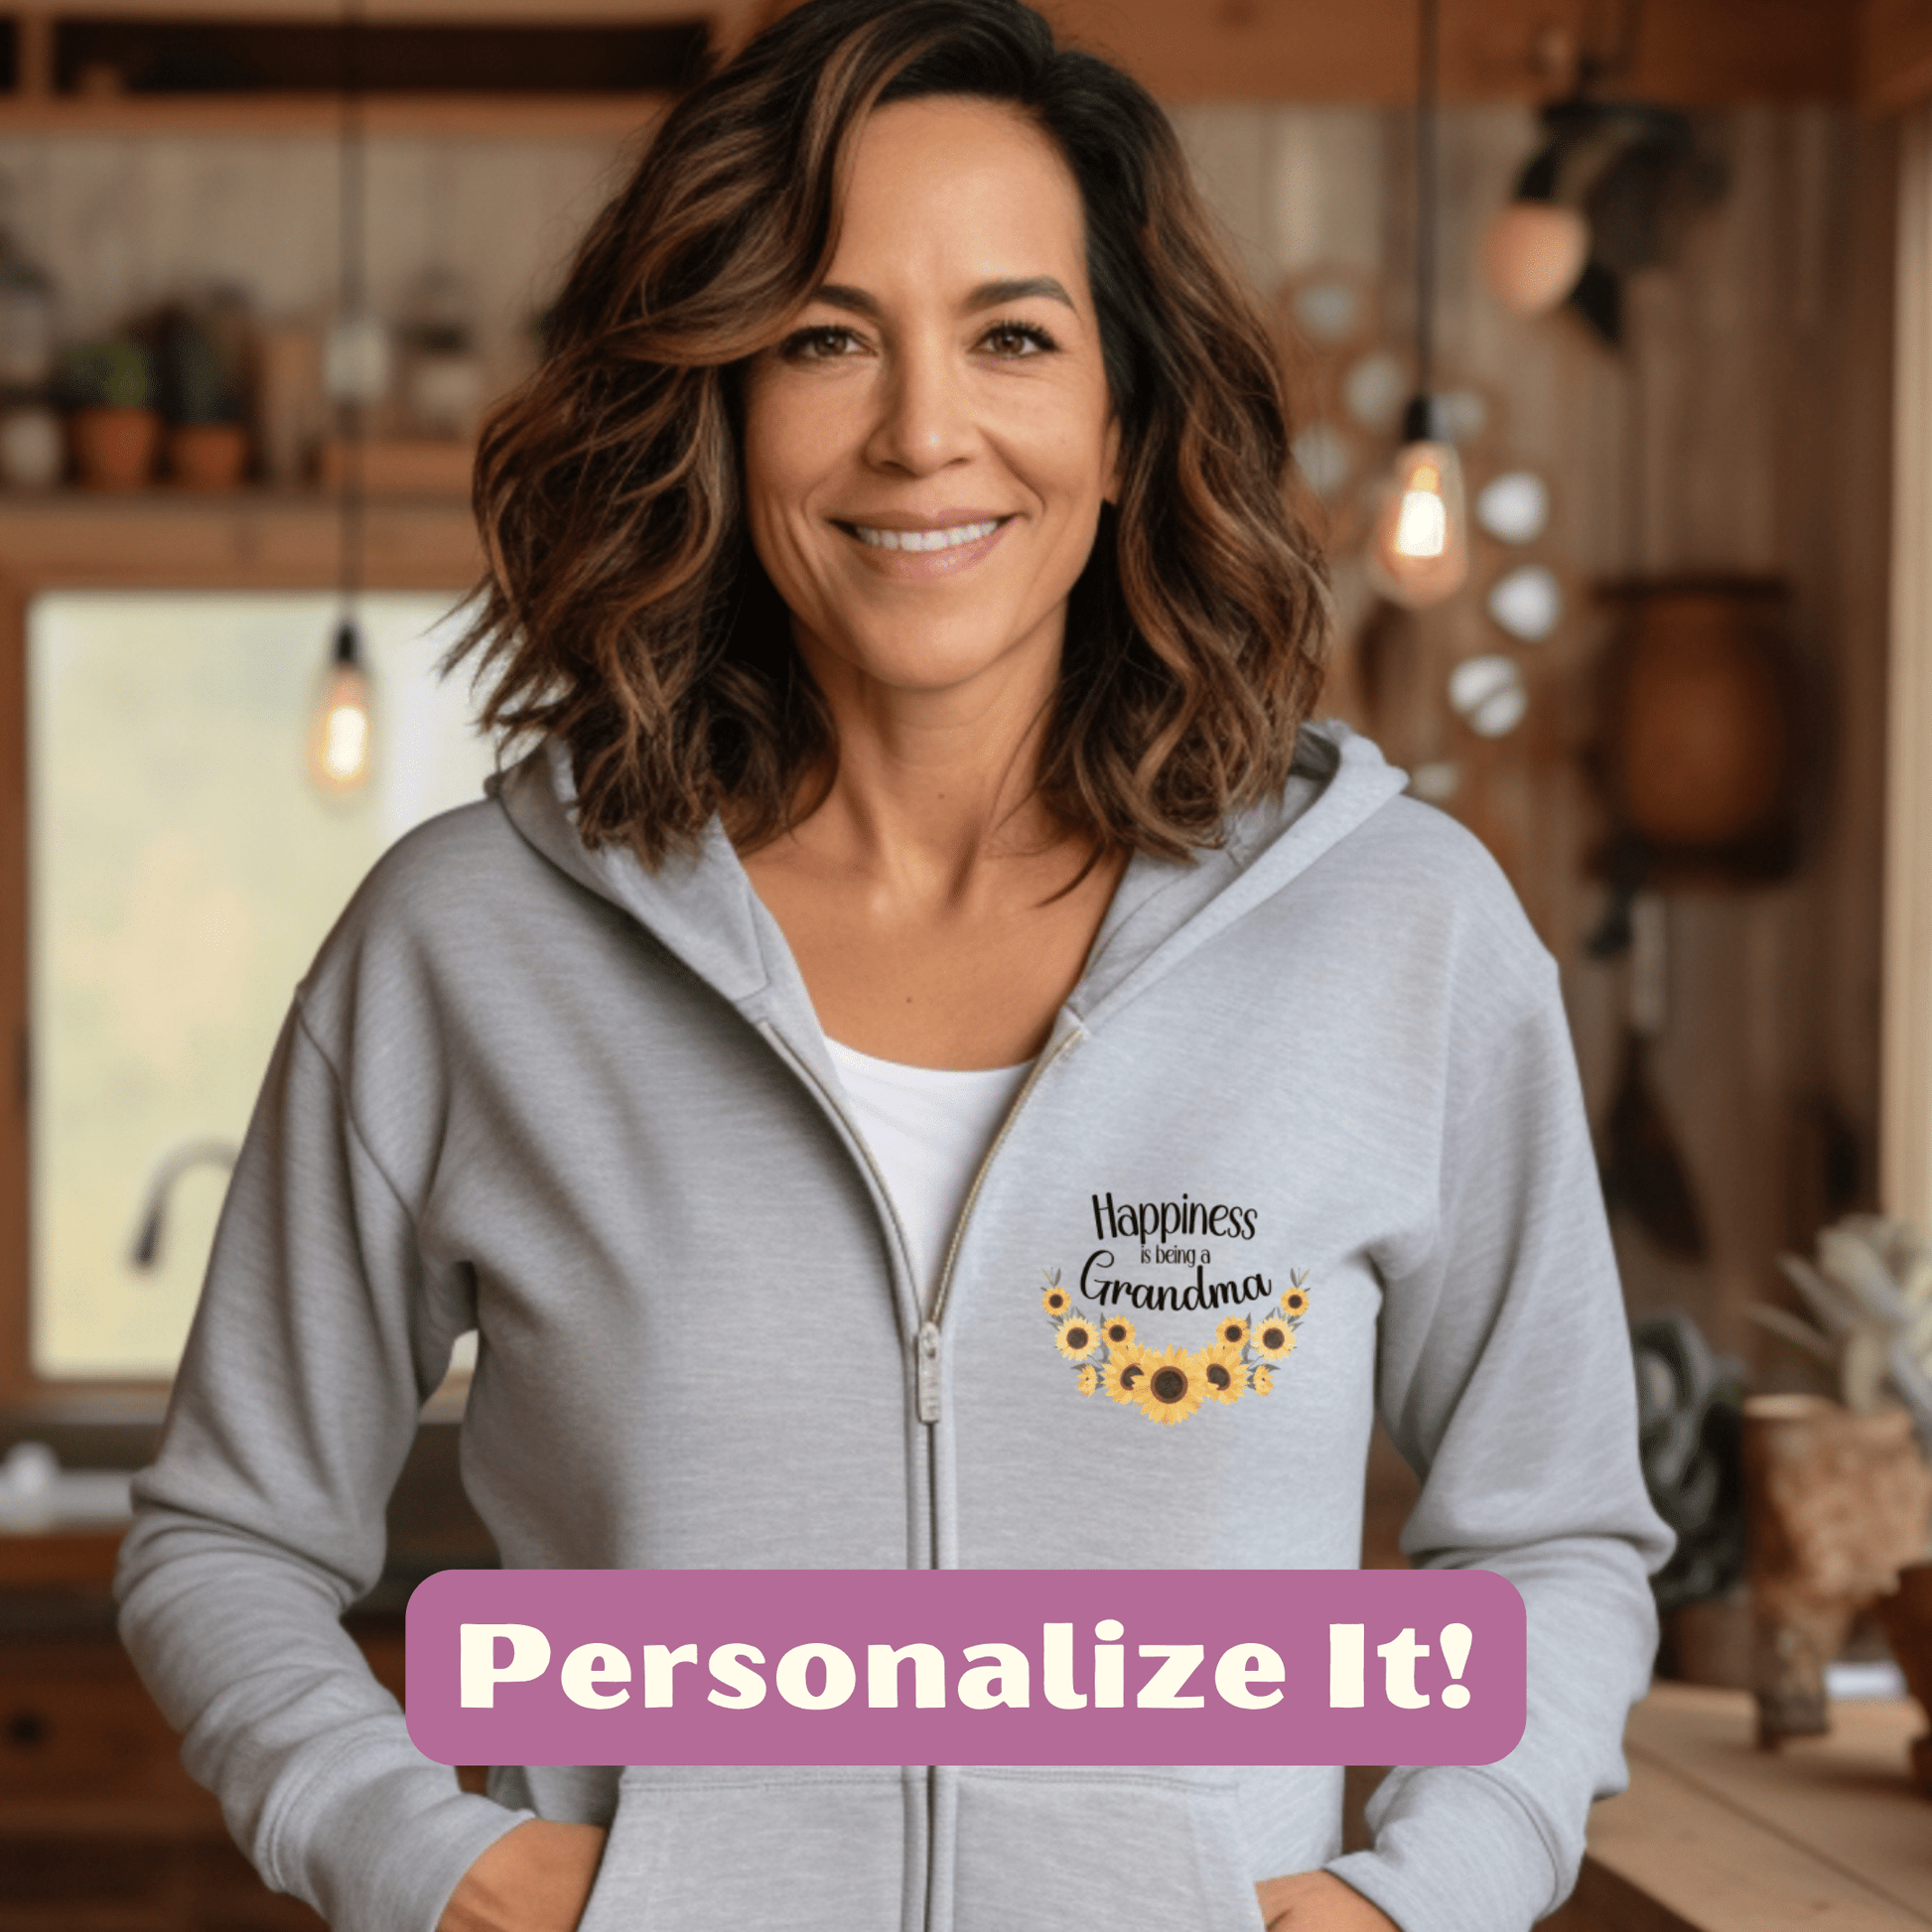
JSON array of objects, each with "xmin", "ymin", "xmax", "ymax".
[
  {"xmin": 437, "ymin": 1821, "xmax": 608, "ymax": 1932},
  {"xmin": 1255, "ymin": 1870, "xmax": 1400, "ymax": 1930}
]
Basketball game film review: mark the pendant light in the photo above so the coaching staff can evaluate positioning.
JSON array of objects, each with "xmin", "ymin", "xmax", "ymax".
[
  {"xmin": 1366, "ymin": 0, "xmax": 1468, "ymax": 610},
  {"xmin": 309, "ymin": 0, "xmax": 374, "ymax": 794}
]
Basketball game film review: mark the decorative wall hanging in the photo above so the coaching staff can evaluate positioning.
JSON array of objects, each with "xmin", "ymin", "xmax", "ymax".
[{"xmin": 1588, "ymin": 577, "xmax": 1803, "ymax": 896}]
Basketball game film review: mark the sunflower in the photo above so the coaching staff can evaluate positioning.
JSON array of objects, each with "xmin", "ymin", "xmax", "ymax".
[
  {"xmin": 1100, "ymin": 1314, "xmax": 1136, "ymax": 1350},
  {"xmin": 1252, "ymin": 1363, "xmax": 1276, "ymax": 1395},
  {"xmin": 1211, "ymin": 1314, "xmax": 1251, "ymax": 1352},
  {"xmin": 1054, "ymin": 1313, "xmax": 1101, "ymax": 1361},
  {"xmin": 1076, "ymin": 1364, "xmax": 1099, "ymax": 1396},
  {"xmin": 1102, "ymin": 1345, "xmax": 1151, "ymax": 1404},
  {"xmin": 1041, "ymin": 1284, "xmax": 1072, "ymax": 1317},
  {"xmin": 1252, "ymin": 1314, "xmax": 1298, "ymax": 1360},
  {"xmin": 1201, "ymin": 1349, "xmax": 1246, "ymax": 1406},
  {"xmin": 1133, "ymin": 1345, "xmax": 1208, "ymax": 1427},
  {"xmin": 1279, "ymin": 1282, "xmax": 1311, "ymax": 1319}
]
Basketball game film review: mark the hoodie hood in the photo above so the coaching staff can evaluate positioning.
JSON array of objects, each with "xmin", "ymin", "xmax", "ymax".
[{"xmin": 493, "ymin": 720, "xmax": 1411, "ymax": 1048}]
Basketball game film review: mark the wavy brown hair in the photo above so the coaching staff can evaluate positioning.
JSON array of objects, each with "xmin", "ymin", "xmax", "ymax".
[{"xmin": 457, "ymin": 0, "xmax": 1328, "ymax": 864}]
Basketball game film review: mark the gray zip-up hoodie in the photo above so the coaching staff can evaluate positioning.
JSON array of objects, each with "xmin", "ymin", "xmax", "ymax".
[{"xmin": 115, "ymin": 720, "xmax": 1671, "ymax": 1932}]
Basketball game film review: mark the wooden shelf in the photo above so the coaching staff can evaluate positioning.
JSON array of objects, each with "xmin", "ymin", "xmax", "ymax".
[
  {"xmin": 0, "ymin": 489, "xmax": 482, "ymax": 590},
  {"xmin": 0, "ymin": 90, "xmax": 666, "ymax": 138}
]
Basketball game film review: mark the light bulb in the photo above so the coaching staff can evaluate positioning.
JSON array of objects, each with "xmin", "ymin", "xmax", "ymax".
[
  {"xmin": 308, "ymin": 621, "xmax": 374, "ymax": 793},
  {"xmin": 1366, "ymin": 417, "xmax": 1468, "ymax": 609}
]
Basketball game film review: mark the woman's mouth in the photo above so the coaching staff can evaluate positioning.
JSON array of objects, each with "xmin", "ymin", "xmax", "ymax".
[
  {"xmin": 835, "ymin": 513, "xmax": 1015, "ymax": 580},
  {"xmin": 848, "ymin": 517, "xmax": 1006, "ymax": 553}
]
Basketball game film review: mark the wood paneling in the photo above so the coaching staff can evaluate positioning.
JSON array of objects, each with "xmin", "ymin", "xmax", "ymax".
[
  {"xmin": 1173, "ymin": 99, "xmax": 1893, "ymax": 1363},
  {"xmin": 1883, "ymin": 105, "xmax": 1932, "ymax": 1225}
]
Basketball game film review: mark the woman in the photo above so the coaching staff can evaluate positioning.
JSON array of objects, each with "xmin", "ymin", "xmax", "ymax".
[{"xmin": 116, "ymin": 4, "xmax": 1670, "ymax": 1930}]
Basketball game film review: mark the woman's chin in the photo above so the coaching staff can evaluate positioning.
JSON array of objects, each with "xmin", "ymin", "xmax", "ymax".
[{"xmin": 814, "ymin": 631, "xmax": 1059, "ymax": 705}]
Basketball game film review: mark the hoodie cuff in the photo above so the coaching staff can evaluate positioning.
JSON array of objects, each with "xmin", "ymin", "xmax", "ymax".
[
  {"xmin": 267, "ymin": 1761, "xmax": 534, "ymax": 1932},
  {"xmin": 1322, "ymin": 1767, "xmax": 1564, "ymax": 1932}
]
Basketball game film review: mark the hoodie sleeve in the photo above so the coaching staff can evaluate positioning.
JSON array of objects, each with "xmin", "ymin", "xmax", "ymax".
[
  {"xmin": 1323, "ymin": 948, "xmax": 1674, "ymax": 1932},
  {"xmin": 113, "ymin": 1001, "xmax": 533, "ymax": 1932}
]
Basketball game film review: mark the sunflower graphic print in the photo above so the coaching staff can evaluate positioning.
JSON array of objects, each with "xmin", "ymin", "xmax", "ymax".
[{"xmin": 1040, "ymin": 1271, "xmax": 1311, "ymax": 1425}]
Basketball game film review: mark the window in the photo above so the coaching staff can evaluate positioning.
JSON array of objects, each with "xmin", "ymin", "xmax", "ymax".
[{"xmin": 29, "ymin": 591, "xmax": 494, "ymax": 1379}]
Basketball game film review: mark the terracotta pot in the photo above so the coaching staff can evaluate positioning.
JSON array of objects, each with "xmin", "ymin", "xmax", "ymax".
[
  {"xmin": 167, "ymin": 421, "xmax": 248, "ymax": 489},
  {"xmin": 69, "ymin": 405, "xmax": 160, "ymax": 490},
  {"xmin": 1874, "ymin": 1564, "xmax": 1932, "ymax": 1795},
  {"xmin": 1741, "ymin": 1395, "xmax": 1932, "ymax": 1745}
]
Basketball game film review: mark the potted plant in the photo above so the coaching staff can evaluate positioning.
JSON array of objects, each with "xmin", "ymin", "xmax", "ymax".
[
  {"xmin": 1748, "ymin": 1217, "xmax": 1932, "ymax": 1746},
  {"xmin": 58, "ymin": 336, "xmax": 159, "ymax": 488},
  {"xmin": 157, "ymin": 302, "xmax": 249, "ymax": 488}
]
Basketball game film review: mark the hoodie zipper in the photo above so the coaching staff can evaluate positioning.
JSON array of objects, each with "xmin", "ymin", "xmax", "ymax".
[
  {"xmin": 907, "ymin": 1019, "xmax": 1082, "ymax": 1932},
  {"xmin": 759, "ymin": 1015, "xmax": 1086, "ymax": 1428},
  {"xmin": 759, "ymin": 1013, "xmax": 1083, "ymax": 1932},
  {"xmin": 918, "ymin": 1023, "xmax": 1085, "ymax": 1418}
]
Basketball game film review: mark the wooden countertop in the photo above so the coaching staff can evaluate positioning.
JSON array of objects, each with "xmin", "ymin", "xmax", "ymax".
[{"xmin": 1569, "ymin": 1683, "xmax": 1932, "ymax": 1931}]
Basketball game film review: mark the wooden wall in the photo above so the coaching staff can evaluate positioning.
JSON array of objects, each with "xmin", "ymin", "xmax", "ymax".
[{"xmin": 1172, "ymin": 100, "xmax": 1896, "ymax": 1365}]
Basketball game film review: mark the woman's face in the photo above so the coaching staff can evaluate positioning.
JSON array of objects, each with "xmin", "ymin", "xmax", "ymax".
[{"xmin": 741, "ymin": 95, "xmax": 1119, "ymax": 707}]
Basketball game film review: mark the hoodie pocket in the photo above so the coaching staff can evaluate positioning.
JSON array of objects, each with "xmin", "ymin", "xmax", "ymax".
[
  {"xmin": 952, "ymin": 1770, "xmax": 1265, "ymax": 1932},
  {"xmin": 576, "ymin": 1767, "xmax": 906, "ymax": 1932}
]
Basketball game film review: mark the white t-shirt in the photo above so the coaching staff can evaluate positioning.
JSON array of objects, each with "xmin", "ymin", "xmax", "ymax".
[{"xmin": 826, "ymin": 1037, "xmax": 1033, "ymax": 1311}]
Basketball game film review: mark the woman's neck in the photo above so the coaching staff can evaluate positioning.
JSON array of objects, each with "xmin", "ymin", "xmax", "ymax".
[
  {"xmin": 779, "ymin": 619, "xmax": 1075, "ymax": 915},
  {"xmin": 738, "ymin": 626, "xmax": 1125, "ymax": 1068}
]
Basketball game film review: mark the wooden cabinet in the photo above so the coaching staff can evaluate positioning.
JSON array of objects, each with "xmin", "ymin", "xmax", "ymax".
[
  {"xmin": 0, "ymin": 1528, "xmax": 417, "ymax": 1932},
  {"xmin": 0, "ymin": 1628, "xmax": 334, "ymax": 1930}
]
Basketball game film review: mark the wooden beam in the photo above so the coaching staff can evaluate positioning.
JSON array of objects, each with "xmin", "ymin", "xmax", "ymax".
[
  {"xmin": 0, "ymin": 0, "xmax": 1863, "ymax": 105},
  {"xmin": 1047, "ymin": 0, "xmax": 1856, "ymax": 104},
  {"xmin": 7, "ymin": 0, "xmax": 706, "ymax": 18},
  {"xmin": 1863, "ymin": 0, "xmax": 1932, "ymax": 112}
]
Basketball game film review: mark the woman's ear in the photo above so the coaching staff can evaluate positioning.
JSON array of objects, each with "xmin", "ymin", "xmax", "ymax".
[{"xmin": 1102, "ymin": 415, "xmax": 1123, "ymax": 506}]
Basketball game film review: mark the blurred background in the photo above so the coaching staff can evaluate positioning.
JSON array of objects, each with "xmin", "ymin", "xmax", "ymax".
[{"xmin": 0, "ymin": 1, "xmax": 1930, "ymax": 1926}]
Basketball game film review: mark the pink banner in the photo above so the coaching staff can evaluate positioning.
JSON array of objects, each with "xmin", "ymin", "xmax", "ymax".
[{"xmin": 405, "ymin": 1568, "xmax": 1525, "ymax": 1767}]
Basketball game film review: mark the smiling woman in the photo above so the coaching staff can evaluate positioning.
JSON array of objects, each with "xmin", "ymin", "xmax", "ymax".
[
  {"xmin": 114, "ymin": 5, "xmax": 1670, "ymax": 1932},
  {"xmin": 460, "ymin": 0, "xmax": 1325, "ymax": 875}
]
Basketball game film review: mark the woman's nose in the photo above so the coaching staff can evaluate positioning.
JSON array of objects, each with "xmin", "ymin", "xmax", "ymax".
[{"xmin": 863, "ymin": 339, "xmax": 976, "ymax": 476}]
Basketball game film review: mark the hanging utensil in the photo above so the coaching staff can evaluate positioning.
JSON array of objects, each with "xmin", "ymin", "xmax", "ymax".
[{"xmin": 1600, "ymin": 893, "xmax": 1706, "ymax": 1260}]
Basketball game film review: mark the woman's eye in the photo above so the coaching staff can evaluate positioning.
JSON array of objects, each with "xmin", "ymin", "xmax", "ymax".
[
  {"xmin": 779, "ymin": 325, "xmax": 865, "ymax": 360},
  {"xmin": 980, "ymin": 320, "xmax": 1057, "ymax": 357}
]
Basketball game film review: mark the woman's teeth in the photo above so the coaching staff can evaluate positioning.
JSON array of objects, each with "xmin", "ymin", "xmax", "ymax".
[{"xmin": 852, "ymin": 519, "xmax": 1001, "ymax": 552}]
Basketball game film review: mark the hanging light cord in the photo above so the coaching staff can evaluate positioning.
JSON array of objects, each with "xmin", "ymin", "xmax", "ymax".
[
  {"xmin": 337, "ymin": 0, "xmax": 366, "ymax": 636},
  {"xmin": 1414, "ymin": 0, "xmax": 1439, "ymax": 413}
]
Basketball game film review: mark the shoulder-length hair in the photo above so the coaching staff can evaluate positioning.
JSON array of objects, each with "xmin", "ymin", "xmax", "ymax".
[{"xmin": 459, "ymin": 0, "xmax": 1328, "ymax": 864}]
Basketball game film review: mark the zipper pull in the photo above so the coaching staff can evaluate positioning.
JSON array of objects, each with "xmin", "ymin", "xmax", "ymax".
[{"xmin": 916, "ymin": 1321, "xmax": 942, "ymax": 1424}]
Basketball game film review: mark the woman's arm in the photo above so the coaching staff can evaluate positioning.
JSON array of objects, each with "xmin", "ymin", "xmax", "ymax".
[
  {"xmin": 1320, "ymin": 946, "xmax": 1673, "ymax": 1932},
  {"xmin": 116, "ymin": 1004, "xmax": 534, "ymax": 1932}
]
